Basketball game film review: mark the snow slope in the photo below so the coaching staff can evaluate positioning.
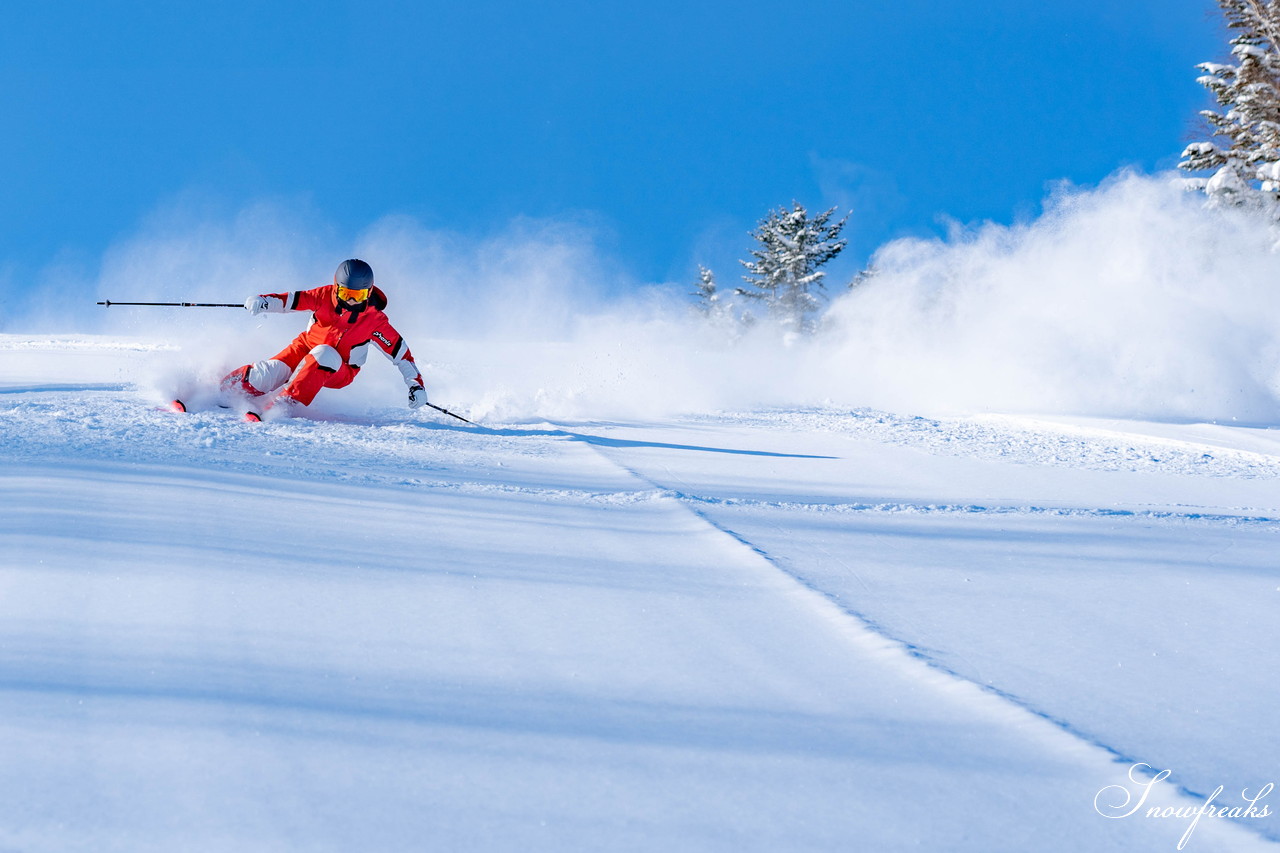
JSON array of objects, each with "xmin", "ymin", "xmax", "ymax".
[{"xmin": 1, "ymin": 335, "xmax": 1277, "ymax": 852}]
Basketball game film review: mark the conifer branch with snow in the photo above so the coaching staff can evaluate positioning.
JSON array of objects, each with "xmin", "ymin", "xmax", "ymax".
[{"xmin": 1181, "ymin": 0, "xmax": 1280, "ymax": 207}]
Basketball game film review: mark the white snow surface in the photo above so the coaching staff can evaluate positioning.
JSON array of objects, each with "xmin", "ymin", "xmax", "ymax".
[{"xmin": 2, "ymin": 334, "xmax": 1279, "ymax": 852}]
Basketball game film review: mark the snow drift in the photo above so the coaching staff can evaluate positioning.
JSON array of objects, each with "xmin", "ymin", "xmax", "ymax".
[{"xmin": 13, "ymin": 173, "xmax": 1280, "ymax": 423}]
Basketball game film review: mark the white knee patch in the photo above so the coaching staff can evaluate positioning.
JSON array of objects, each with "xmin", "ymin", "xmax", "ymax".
[
  {"xmin": 309, "ymin": 345, "xmax": 343, "ymax": 372},
  {"xmin": 347, "ymin": 342, "xmax": 369, "ymax": 368},
  {"xmin": 246, "ymin": 359, "xmax": 293, "ymax": 393}
]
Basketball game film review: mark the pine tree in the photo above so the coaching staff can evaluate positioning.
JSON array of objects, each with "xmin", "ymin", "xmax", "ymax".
[
  {"xmin": 735, "ymin": 202, "xmax": 849, "ymax": 336},
  {"xmin": 691, "ymin": 264, "xmax": 754, "ymax": 334},
  {"xmin": 692, "ymin": 265, "xmax": 720, "ymax": 316},
  {"xmin": 1181, "ymin": 0, "xmax": 1280, "ymax": 205}
]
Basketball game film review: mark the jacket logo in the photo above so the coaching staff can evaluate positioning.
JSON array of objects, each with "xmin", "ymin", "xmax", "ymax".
[{"xmin": 373, "ymin": 331, "xmax": 395, "ymax": 348}]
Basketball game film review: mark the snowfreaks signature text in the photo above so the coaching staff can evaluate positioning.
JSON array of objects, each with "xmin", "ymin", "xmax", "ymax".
[{"xmin": 1094, "ymin": 763, "xmax": 1273, "ymax": 850}]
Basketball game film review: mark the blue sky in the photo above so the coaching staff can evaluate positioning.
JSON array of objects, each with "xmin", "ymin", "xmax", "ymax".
[{"xmin": 3, "ymin": 0, "xmax": 1223, "ymax": 292}]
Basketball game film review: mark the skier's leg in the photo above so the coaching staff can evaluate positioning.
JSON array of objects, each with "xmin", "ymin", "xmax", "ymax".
[
  {"xmin": 278, "ymin": 345, "xmax": 359, "ymax": 407},
  {"xmin": 322, "ymin": 361, "xmax": 360, "ymax": 391},
  {"xmin": 220, "ymin": 338, "xmax": 307, "ymax": 400},
  {"xmin": 219, "ymin": 359, "xmax": 294, "ymax": 398}
]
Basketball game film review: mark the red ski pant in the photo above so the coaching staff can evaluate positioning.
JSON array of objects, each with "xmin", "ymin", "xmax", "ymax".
[
  {"xmin": 272, "ymin": 337, "xmax": 359, "ymax": 406},
  {"xmin": 224, "ymin": 336, "xmax": 360, "ymax": 407}
]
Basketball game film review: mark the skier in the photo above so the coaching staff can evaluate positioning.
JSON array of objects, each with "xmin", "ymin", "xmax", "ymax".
[{"xmin": 219, "ymin": 258, "xmax": 428, "ymax": 420}]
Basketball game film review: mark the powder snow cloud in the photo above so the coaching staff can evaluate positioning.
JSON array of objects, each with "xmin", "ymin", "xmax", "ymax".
[{"xmin": 17, "ymin": 172, "xmax": 1280, "ymax": 424}]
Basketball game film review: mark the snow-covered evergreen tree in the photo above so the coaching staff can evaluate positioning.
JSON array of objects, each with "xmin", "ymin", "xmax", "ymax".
[
  {"xmin": 735, "ymin": 202, "xmax": 848, "ymax": 336},
  {"xmin": 1180, "ymin": 0, "xmax": 1280, "ymax": 207},
  {"xmin": 692, "ymin": 265, "xmax": 720, "ymax": 315},
  {"xmin": 691, "ymin": 264, "xmax": 754, "ymax": 335}
]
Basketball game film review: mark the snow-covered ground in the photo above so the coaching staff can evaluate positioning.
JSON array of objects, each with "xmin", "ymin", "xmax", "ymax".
[{"xmin": 2, "ymin": 334, "xmax": 1278, "ymax": 852}]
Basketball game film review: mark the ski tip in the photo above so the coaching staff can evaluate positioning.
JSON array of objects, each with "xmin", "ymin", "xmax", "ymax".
[
  {"xmin": 244, "ymin": 411, "xmax": 262, "ymax": 423},
  {"xmin": 171, "ymin": 399, "xmax": 187, "ymax": 413}
]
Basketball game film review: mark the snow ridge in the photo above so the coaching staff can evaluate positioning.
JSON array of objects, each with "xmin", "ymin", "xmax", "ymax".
[{"xmin": 715, "ymin": 408, "xmax": 1280, "ymax": 479}]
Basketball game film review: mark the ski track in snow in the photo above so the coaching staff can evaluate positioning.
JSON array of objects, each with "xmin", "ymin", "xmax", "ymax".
[
  {"xmin": 582, "ymin": 439, "xmax": 1280, "ymax": 849},
  {"xmin": 581, "ymin": 414, "xmax": 1280, "ymax": 849}
]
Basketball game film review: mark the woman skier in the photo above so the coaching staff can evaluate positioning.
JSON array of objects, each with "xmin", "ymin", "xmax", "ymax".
[{"xmin": 212, "ymin": 258, "xmax": 428, "ymax": 421}]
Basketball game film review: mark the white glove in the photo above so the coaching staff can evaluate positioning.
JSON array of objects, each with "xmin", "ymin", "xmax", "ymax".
[
  {"xmin": 245, "ymin": 295, "xmax": 271, "ymax": 315},
  {"xmin": 408, "ymin": 385, "xmax": 428, "ymax": 409}
]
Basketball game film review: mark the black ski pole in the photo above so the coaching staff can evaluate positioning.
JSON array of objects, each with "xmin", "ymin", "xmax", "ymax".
[
  {"xmin": 97, "ymin": 300, "xmax": 244, "ymax": 308},
  {"xmin": 427, "ymin": 402, "xmax": 476, "ymax": 425},
  {"xmin": 99, "ymin": 298, "xmax": 474, "ymax": 423}
]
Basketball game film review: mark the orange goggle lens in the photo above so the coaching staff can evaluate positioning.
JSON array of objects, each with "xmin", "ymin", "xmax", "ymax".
[{"xmin": 337, "ymin": 286, "xmax": 370, "ymax": 303}]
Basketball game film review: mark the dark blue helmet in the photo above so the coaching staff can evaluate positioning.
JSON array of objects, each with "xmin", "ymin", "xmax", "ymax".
[{"xmin": 335, "ymin": 258, "xmax": 374, "ymax": 290}]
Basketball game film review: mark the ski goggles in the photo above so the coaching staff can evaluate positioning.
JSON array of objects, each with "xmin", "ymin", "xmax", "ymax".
[{"xmin": 336, "ymin": 285, "xmax": 371, "ymax": 303}]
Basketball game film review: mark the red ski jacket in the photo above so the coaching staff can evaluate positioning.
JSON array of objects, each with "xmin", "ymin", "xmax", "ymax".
[{"xmin": 259, "ymin": 284, "xmax": 424, "ymax": 388}]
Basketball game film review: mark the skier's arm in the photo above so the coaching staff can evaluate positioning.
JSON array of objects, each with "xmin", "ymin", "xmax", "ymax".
[
  {"xmin": 386, "ymin": 339, "xmax": 425, "ymax": 389},
  {"xmin": 368, "ymin": 322, "xmax": 427, "ymax": 404},
  {"xmin": 245, "ymin": 287, "xmax": 327, "ymax": 315}
]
